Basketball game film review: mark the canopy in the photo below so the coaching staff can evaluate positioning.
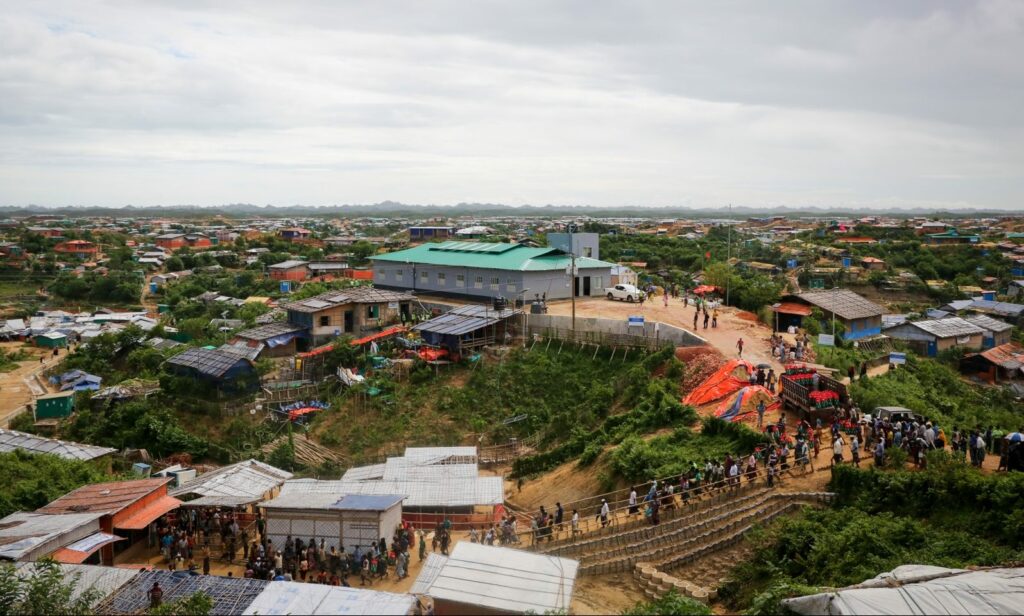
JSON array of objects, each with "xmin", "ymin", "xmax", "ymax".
[
  {"xmin": 116, "ymin": 495, "xmax": 182, "ymax": 530},
  {"xmin": 684, "ymin": 359, "xmax": 754, "ymax": 406},
  {"xmin": 692, "ymin": 285, "xmax": 720, "ymax": 295},
  {"xmin": 773, "ymin": 302, "xmax": 813, "ymax": 316},
  {"xmin": 51, "ymin": 533, "xmax": 125, "ymax": 564}
]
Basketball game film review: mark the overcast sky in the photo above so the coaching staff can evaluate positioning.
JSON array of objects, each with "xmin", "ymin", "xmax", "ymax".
[{"xmin": 2, "ymin": 1, "xmax": 1023, "ymax": 209}]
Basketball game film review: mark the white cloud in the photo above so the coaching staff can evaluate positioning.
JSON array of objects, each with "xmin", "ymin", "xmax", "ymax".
[{"xmin": 0, "ymin": 1, "xmax": 1022, "ymax": 209}]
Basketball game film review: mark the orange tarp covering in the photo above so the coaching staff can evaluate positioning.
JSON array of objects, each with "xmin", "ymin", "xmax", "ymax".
[
  {"xmin": 297, "ymin": 326, "xmax": 407, "ymax": 359},
  {"xmin": 683, "ymin": 359, "xmax": 754, "ymax": 406},
  {"xmin": 692, "ymin": 285, "xmax": 720, "ymax": 295},
  {"xmin": 116, "ymin": 495, "xmax": 182, "ymax": 530},
  {"xmin": 51, "ymin": 547, "xmax": 94, "ymax": 564},
  {"xmin": 773, "ymin": 302, "xmax": 812, "ymax": 316}
]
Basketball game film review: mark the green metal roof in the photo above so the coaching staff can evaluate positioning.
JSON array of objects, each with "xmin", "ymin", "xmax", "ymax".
[
  {"xmin": 927, "ymin": 229, "xmax": 979, "ymax": 239},
  {"xmin": 370, "ymin": 241, "xmax": 615, "ymax": 272}
]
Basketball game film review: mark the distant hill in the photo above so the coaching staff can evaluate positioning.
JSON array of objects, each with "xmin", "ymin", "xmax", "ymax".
[{"xmin": 0, "ymin": 202, "xmax": 1017, "ymax": 220}]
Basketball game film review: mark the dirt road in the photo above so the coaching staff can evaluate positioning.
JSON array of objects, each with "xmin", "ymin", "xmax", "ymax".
[
  {"xmin": 545, "ymin": 296, "xmax": 783, "ymax": 371},
  {"xmin": 0, "ymin": 342, "xmax": 60, "ymax": 427}
]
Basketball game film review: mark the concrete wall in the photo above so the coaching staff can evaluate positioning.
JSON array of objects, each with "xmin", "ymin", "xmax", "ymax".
[
  {"xmin": 374, "ymin": 263, "xmax": 611, "ymax": 301},
  {"xmin": 526, "ymin": 313, "xmax": 705, "ymax": 348},
  {"xmin": 547, "ymin": 232, "xmax": 600, "ymax": 260}
]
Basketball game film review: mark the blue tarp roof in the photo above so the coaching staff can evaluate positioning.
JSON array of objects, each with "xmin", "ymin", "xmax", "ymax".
[{"xmin": 329, "ymin": 494, "xmax": 405, "ymax": 511}]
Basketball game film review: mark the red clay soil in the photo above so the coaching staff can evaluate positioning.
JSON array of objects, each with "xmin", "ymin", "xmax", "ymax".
[
  {"xmin": 735, "ymin": 310, "xmax": 760, "ymax": 322},
  {"xmin": 677, "ymin": 345, "xmax": 728, "ymax": 394}
]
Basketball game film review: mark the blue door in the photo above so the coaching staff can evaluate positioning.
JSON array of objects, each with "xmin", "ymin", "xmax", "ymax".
[{"xmin": 927, "ymin": 340, "xmax": 937, "ymax": 356}]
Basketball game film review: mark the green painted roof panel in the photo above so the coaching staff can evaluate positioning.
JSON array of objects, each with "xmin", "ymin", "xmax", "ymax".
[{"xmin": 371, "ymin": 242, "xmax": 615, "ymax": 272}]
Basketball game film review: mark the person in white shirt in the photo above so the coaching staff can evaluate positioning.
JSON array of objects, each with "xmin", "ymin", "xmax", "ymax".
[
  {"xmin": 571, "ymin": 510, "xmax": 580, "ymax": 537},
  {"xmin": 833, "ymin": 434, "xmax": 845, "ymax": 466},
  {"xmin": 599, "ymin": 500, "xmax": 610, "ymax": 527},
  {"xmin": 628, "ymin": 489, "xmax": 638, "ymax": 516}
]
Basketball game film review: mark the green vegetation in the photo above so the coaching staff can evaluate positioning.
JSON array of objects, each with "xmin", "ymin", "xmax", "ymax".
[
  {"xmin": 609, "ymin": 418, "xmax": 763, "ymax": 483},
  {"xmin": 49, "ymin": 271, "xmax": 141, "ymax": 305},
  {"xmin": 0, "ymin": 559, "xmax": 103, "ymax": 615},
  {"xmin": 849, "ymin": 353, "xmax": 1023, "ymax": 430},
  {"xmin": 0, "ymin": 348, "xmax": 30, "ymax": 373},
  {"xmin": 720, "ymin": 462, "xmax": 1024, "ymax": 614},
  {"xmin": 65, "ymin": 398, "xmax": 210, "ymax": 460},
  {"xmin": 621, "ymin": 590, "xmax": 711, "ymax": 616},
  {"xmin": 0, "ymin": 559, "xmax": 213, "ymax": 616},
  {"xmin": 0, "ymin": 451, "xmax": 107, "ymax": 518}
]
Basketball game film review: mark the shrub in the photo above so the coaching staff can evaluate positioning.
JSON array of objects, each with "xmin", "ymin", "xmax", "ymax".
[{"xmin": 621, "ymin": 590, "xmax": 711, "ymax": 616}]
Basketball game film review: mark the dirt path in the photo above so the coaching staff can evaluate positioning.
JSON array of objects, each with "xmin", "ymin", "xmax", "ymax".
[
  {"xmin": 0, "ymin": 342, "xmax": 61, "ymax": 427},
  {"xmin": 545, "ymin": 296, "xmax": 784, "ymax": 373}
]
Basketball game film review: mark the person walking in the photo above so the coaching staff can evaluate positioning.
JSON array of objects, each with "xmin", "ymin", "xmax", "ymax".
[
  {"xmin": 693, "ymin": 309, "xmax": 699, "ymax": 329},
  {"xmin": 736, "ymin": 337, "xmax": 744, "ymax": 357},
  {"xmin": 599, "ymin": 499, "xmax": 610, "ymax": 527},
  {"xmin": 833, "ymin": 433, "xmax": 845, "ymax": 466},
  {"xmin": 756, "ymin": 400, "xmax": 767, "ymax": 429},
  {"xmin": 859, "ymin": 362, "xmax": 868, "ymax": 381},
  {"xmin": 703, "ymin": 310, "xmax": 710, "ymax": 329},
  {"xmin": 712, "ymin": 308, "xmax": 719, "ymax": 328}
]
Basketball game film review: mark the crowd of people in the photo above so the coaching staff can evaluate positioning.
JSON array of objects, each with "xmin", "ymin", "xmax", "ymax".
[{"xmin": 153, "ymin": 506, "xmax": 430, "ymax": 587}]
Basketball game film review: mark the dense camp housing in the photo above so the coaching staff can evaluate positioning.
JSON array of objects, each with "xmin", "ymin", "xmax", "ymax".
[
  {"xmin": 781, "ymin": 290, "xmax": 885, "ymax": 340},
  {"xmin": 283, "ymin": 287, "xmax": 414, "ymax": 345}
]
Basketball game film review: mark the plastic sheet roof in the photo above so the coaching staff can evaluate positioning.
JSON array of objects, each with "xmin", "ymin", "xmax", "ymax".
[
  {"xmin": 235, "ymin": 322, "xmax": 307, "ymax": 341},
  {"xmin": 13, "ymin": 563, "xmax": 140, "ymax": 606},
  {"xmin": 0, "ymin": 429, "xmax": 115, "ymax": 461},
  {"xmin": 418, "ymin": 542, "xmax": 578, "ymax": 613},
  {"xmin": 170, "ymin": 459, "xmax": 293, "ymax": 506},
  {"xmin": 281, "ymin": 477, "xmax": 501, "ymax": 509},
  {"xmin": 783, "ymin": 566, "xmax": 1024, "ymax": 615},
  {"xmin": 243, "ymin": 581, "xmax": 415, "ymax": 615},
  {"xmin": 410, "ymin": 553, "xmax": 448, "ymax": 595}
]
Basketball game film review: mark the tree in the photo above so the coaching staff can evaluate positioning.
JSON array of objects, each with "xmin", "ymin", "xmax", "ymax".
[
  {"xmin": 0, "ymin": 451, "xmax": 107, "ymax": 518},
  {"xmin": 0, "ymin": 559, "xmax": 102, "ymax": 615},
  {"xmin": 165, "ymin": 256, "xmax": 184, "ymax": 272},
  {"xmin": 350, "ymin": 241, "xmax": 376, "ymax": 264},
  {"xmin": 702, "ymin": 262, "xmax": 732, "ymax": 290}
]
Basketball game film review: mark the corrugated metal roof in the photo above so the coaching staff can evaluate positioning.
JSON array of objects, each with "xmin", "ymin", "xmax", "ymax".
[
  {"xmin": 164, "ymin": 347, "xmax": 251, "ymax": 379},
  {"xmin": 234, "ymin": 322, "xmax": 306, "ymax": 341},
  {"xmin": 965, "ymin": 314, "xmax": 1015, "ymax": 333},
  {"xmin": 370, "ymin": 241, "xmax": 615, "ymax": 272},
  {"xmin": 795, "ymin": 290, "xmax": 885, "ymax": 320},
  {"xmin": 38, "ymin": 478, "xmax": 174, "ymax": 516},
  {"xmin": 170, "ymin": 460, "xmax": 293, "ymax": 506},
  {"xmin": 979, "ymin": 342, "xmax": 1024, "ymax": 370},
  {"xmin": 267, "ymin": 260, "xmax": 308, "ymax": 269},
  {"xmin": 420, "ymin": 542, "xmax": 578, "ymax": 613},
  {"xmin": 242, "ymin": 581, "xmax": 415, "ymax": 615},
  {"xmin": 260, "ymin": 492, "xmax": 342, "ymax": 510},
  {"xmin": 0, "ymin": 512, "xmax": 103, "ymax": 561},
  {"xmin": 0, "ymin": 429, "xmax": 115, "ymax": 461},
  {"xmin": 413, "ymin": 304, "xmax": 521, "ymax": 337},
  {"xmin": 910, "ymin": 317, "xmax": 985, "ymax": 338},
  {"xmin": 341, "ymin": 464, "xmax": 385, "ymax": 481},
  {"xmin": 283, "ymin": 287, "xmax": 414, "ymax": 313},
  {"xmin": 279, "ymin": 477, "xmax": 502, "ymax": 509}
]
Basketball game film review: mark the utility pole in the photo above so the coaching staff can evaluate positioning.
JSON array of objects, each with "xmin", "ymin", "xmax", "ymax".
[
  {"xmin": 570, "ymin": 223, "xmax": 576, "ymax": 332},
  {"xmin": 726, "ymin": 204, "xmax": 732, "ymax": 306}
]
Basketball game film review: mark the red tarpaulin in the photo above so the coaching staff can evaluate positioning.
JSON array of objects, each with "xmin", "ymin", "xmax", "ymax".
[
  {"xmin": 683, "ymin": 359, "xmax": 754, "ymax": 406},
  {"xmin": 692, "ymin": 285, "xmax": 720, "ymax": 295},
  {"xmin": 297, "ymin": 326, "xmax": 407, "ymax": 359},
  {"xmin": 418, "ymin": 347, "xmax": 449, "ymax": 362}
]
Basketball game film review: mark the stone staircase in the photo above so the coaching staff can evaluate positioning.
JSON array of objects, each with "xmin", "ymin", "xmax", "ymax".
[{"xmin": 576, "ymin": 491, "xmax": 833, "ymax": 576}]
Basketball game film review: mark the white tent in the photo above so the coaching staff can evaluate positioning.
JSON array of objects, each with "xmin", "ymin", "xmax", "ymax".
[
  {"xmin": 783, "ymin": 566, "xmax": 1024, "ymax": 615},
  {"xmin": 242, "ymin": 581, "xmax": 415, "ymax": 615},
  {"xmin": 416, "ymin": 542, "xmax": 578, "ymax": 614}
]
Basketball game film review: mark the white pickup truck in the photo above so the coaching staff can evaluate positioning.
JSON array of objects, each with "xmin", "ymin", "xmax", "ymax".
[{"xmin": 604, "ymin": 284, "xmax": 646, "ymax": 302}]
